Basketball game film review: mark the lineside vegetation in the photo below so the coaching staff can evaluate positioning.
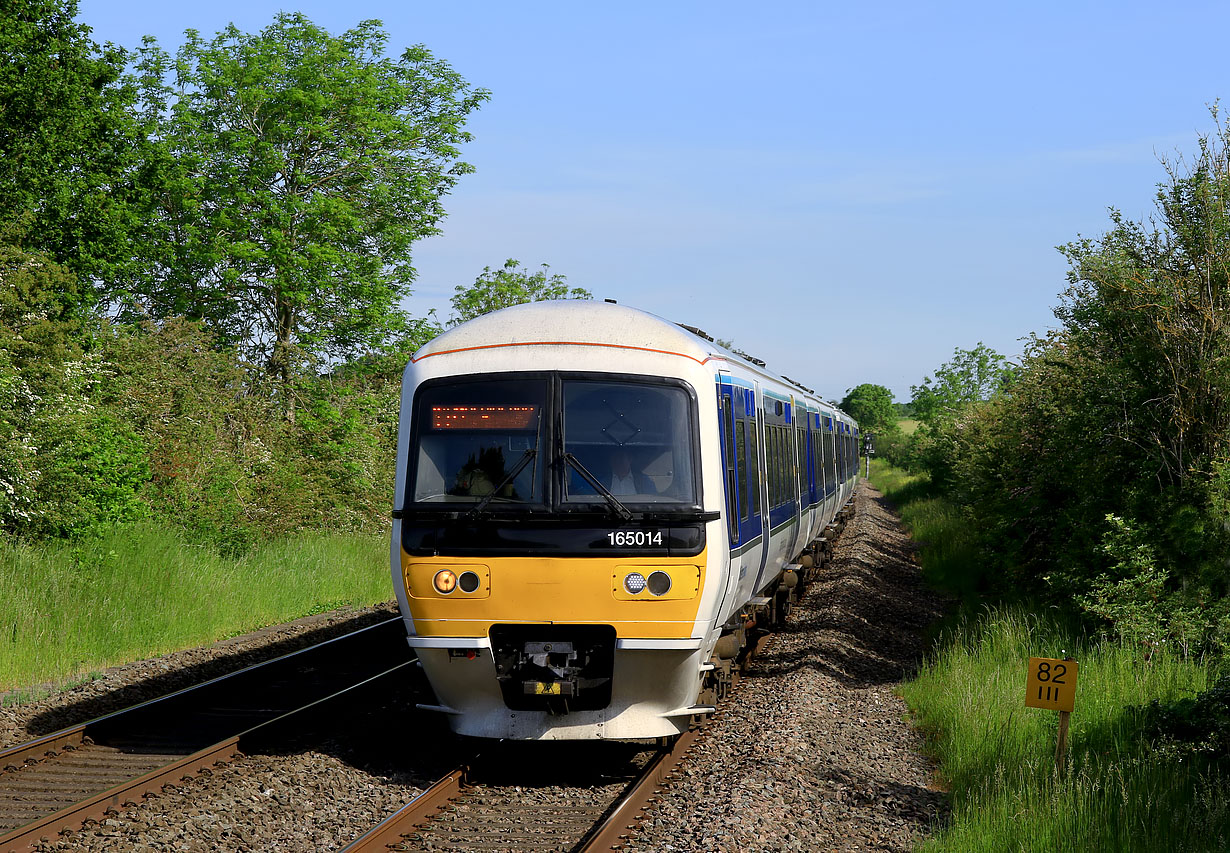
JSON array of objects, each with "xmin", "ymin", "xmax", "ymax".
[
  {"xmin": 869, "ymin": 107, "xmax": 1230, "ymax": 851},
  {"xmin": 873, "ymin": 461, "xmax": 1229, "ymax": 851},
  {"xmin": 0, "ymin": 4, "xmax": 603, "ymax": 693},
  {"xmin": 0, "ymin": 525, "xmax": 388, "ymax": 694}
]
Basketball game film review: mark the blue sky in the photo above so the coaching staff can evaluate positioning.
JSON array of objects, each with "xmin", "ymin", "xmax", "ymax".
[{"xmin": 79, "ymin": 1, "xmax": 1229, "ymax": 401}]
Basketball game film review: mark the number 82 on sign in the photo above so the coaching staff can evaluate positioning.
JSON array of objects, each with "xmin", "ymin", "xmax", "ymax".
[{"xmin": 1025, "ymin": 657, "xmax": 1078, "ymax": 712}]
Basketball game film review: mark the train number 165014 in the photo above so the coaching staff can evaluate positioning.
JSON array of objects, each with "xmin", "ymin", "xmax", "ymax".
[{"xmin": 606, "ymin": 530, "xmax": 663, "ymax": 547}]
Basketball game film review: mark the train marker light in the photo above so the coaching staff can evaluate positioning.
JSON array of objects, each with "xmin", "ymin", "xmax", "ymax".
[
  {"xmin": 623, "ymin": 572, "xmax": 647, "ymax": 594},
  {"xmin": 647, "ymin": 570, "xmax": 672, "ymax": 596},
  {"xmin": 433, "ymin": 569, "xmax": 458, "ymax": 594}
]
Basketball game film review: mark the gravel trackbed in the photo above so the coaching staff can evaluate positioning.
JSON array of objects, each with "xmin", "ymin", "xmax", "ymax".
[{"xmin": 626, "ymin": 480, "xmax": 950, "ymax": 852}]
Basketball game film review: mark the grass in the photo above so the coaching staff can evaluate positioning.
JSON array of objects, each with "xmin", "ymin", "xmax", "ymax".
[
  {"xmin": 898, "ymin": 417, "xmax": 921, "ymax": 435},
  {"xmin": 870, "ymin": 460, "xmax": 1230, "ymax": 852},
  {"xmin": 869, "ymin": 461, "xmax": 981, "ymax": 602},
  {"xmin": 0, "ymin": 522, "xmax": 392, "ymax": 694}
]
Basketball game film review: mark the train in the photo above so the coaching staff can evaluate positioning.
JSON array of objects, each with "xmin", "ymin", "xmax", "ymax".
[{"xmin": 390, "ymin": 300, "xmax": 859, "ymax": 741}]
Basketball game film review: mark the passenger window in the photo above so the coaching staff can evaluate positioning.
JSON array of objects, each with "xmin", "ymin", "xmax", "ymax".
[
  {"xmin": 776, "ymin": 426, "xmax": 784, "ymax": 506},
  {"xmin": 749, "ymin": 419, "xmax": 761, "ymax": 516},
  {"xmin": 736, "ymin": 419, "xmax": 748, "ymax": 520},
  {"xmin": 771, "ymin": 427, "xmax": 780, "ymax": 506},
  {"xmin": 796, "ymin": 421, "xmax": 806, "ymax": 497}
]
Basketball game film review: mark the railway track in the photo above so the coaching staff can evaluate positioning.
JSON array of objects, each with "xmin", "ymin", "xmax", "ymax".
[
  {"xmin": 342, "ymin": 508, "xmax": 854, "ymax": 853},
  {"xmin": 343, "ymin": 641, "xmax": 779, "ymax": 853},
  {"xmin": 343, "ymin": 602, "xmax": 794, "ymax": 853},
  {"xmin": 3, "ymin": 504, "xmax": 856, "ymax": 852},
  {"xmin": 0, "ymin": 617, "xmax": 414, "ymax": 852}
]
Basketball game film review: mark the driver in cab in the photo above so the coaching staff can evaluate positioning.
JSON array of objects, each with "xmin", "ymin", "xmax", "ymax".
[{"xmin": 608, "ymin": 448, "xmax": 654, "ymax": 496}]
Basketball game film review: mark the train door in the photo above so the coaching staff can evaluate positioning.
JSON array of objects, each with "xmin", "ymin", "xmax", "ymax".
[
  {"xmin": 803, "ymin": 409, "xmax": 819, "ymax": 543},
  {"xmin": 805, "ymin": 410, "xmax": 817, "ymax": 507},
  {"xmin": 749, "ymin": 383, "xmax": 769, "ymax": 592},
  {"xmin": 823, "ymin": 413, "xmax": 836, "ymax": 521},
  {"xmin": 718, "ymin": 383, "xmax": 741, "ymax": 547},
  {"xmin": 788, "ymin": 397, "xmax": 807, "ymax": 559},
  {"xmin": 718, "ymin": 380, "xmax": 767, "ymax": 610},
  {"xmin": 740, "ymin": 385, "xmax": 765, "ymax": 550},
  {"xmin": 813, "ymin": 412, "xmax": 826, "ymax": 518},
  {"xmin": 716, "ymin": 380, "xmax": 743, "ymax": 626}
]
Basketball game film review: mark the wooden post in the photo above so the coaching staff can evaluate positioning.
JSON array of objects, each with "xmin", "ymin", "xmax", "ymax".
[
  {"xmin": 1055, "ymin": 709, "xmax": 1071, "ymax": 776},
  {"xmin": 1027, "ymin": 654, "xmax": 1078, "ymax": 776}
]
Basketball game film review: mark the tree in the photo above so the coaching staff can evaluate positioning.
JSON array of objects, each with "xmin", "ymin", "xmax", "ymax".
[
  {"xmin": 0, "ymin": 241, "xmax": 149, "ymax": 538},
  {"xmin": 449, "ymin": 259, "xmax": 591, "ymax": 325},
  {"xmin": 1058, "ymin": 109, "xmax": 1230, "ymax": 488},
  {"xmin": 124, "ymin": 14, "xmax": 489, "ymax": 416},
  {"xmin": 0, "ymin": 0, "xmax": 146, "ymax": 285},
  {"xmin": 910, "ymin": 342, "xmax": 1012, "ymax": 427},
  {"xmin": 838, "ymin": 383, "xmax": 898, "ymax": 438},
  {"xmin": 913, "ymin": 111, "xmax": 1230, "ymax": 631}
]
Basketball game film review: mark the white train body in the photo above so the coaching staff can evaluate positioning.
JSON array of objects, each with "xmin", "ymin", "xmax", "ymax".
[{"xmin": 390, "ymin": 301, "xmax": 858, "ymax": 740}]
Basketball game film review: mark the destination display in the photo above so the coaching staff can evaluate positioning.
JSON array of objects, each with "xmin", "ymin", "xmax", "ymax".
[{"xmin": 431, "ymin": 405, "xmax": 539, "ymax": 430}]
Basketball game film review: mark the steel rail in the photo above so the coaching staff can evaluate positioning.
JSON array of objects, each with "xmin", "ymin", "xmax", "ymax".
[
  {"xmin": 576, "ymin": 729, "xmax": 699, "ymax": 852},
  {"xmin": 1, "ymin": 738, "xmax": 242, "ymax": 853},
  {"xmin": 1, "ymin": 659, "xmax": 416, "ymax": 853},
  {"xmin": 341, "ymin": 766, "xmax": 471, "ymax": 853},
  {"xmin": 1, "ymin": 617, "xmax": 412, "ymax": 853}
]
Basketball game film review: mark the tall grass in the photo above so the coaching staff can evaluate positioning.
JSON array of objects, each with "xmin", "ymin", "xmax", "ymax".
[
  {"xmin": 869, "ymin": 461, "xmax": 980, "ymax": 601},
  {"xmin": 905, "ymin": 609, "xmax": 1223, "ymax": 851},
  {"xmin": 0, "ymin": 522, "xmax": 391, "ymax": 692},
  {"xmin": 870, "ymin": 461, "xmax": 1230, "ymax": 852}
]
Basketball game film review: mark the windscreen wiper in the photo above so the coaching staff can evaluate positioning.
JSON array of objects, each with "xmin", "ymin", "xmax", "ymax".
[
  {"xmin": 560, "ymin": 452, "xmax": 634, "ymax": 522},
  {"xmin": 467, "ymin": 448, "xmax": 538, "ymax": 519}
]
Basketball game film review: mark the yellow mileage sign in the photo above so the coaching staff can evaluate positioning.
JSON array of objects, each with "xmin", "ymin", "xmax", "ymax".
[{"xmin": 1025, "ymin": 657, "xmax": 1078, "ymax": 712}]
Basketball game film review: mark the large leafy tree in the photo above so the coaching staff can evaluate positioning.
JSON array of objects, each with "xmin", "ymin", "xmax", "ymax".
[
  {"xmin": 838, "ymin": 383, "xmax": 898, "ymax": 437},
  {"xmin": 449, "ymin": 259, "xmax": 591, "ymax": 325},
  {"xmin": 0, "ymin": 0, "xmax": 145, "ymax": 286},
  {"xmin": 125, "ymin": 14, "xmax": 489, "ymax": 414}
]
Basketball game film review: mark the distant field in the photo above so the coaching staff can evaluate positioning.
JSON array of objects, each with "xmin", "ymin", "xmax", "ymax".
[
  {"xmin": 0, "ymin": 524, "xmax": 391, "ymax": 695},
  {"xmin": 897, "ymin": 418, "xmax": 920, "ymax": 435}
]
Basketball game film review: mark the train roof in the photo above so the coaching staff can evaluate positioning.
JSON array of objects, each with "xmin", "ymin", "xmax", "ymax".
[
  {"xmin": 412, "ymin": 300, "xmax": 854, "ymax": 423},
  {"xmin": 412, "ymin": 300, "xmax": 712, "ymax": 364}
]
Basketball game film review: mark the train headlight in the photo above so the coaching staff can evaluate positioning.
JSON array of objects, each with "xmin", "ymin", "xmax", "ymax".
[
  {"xmin": 623, "ymin": 572, "xmax": 647, "ymax": 594},
  {"xmin": 647, "ymin": 571, "xmax": 672, "ymax": 596},
  {"xmin": 433, "ymin": 570, "xmax": 458, "ymax": 594},
  {"xmin": 458, "ymin": 571, "xmax": 481, "ymax": 593}
]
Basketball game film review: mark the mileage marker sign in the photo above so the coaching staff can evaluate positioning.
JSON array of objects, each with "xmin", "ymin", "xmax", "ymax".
[{"xmin": 1025, "ymin": 657, "xmax": 1078, "ymax": 712}]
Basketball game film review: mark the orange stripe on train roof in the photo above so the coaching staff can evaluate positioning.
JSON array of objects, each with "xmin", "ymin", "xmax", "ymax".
[{"xmin": 411, "ymin": 339, "xmax": 725, "ymax": 366}]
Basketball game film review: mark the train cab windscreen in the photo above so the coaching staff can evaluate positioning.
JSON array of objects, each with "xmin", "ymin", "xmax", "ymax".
[
  {"xmin": 561, "ymin": 380, "xmax": 697, "ymax": 506},
  {"xmin": 404, "ymin": 374, "xmax": 704, "ymax": 555},
  {"xmin": 412, "ymin": 379, "xmax": 546, "ymax": 505}
]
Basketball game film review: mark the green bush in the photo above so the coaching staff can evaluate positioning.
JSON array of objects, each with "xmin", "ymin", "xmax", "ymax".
[
  {"xmin": 1145, "ymin": 673, "xmax": 1230, "ymax": 757},
  {"xmin": 900, "ymin": 114, "xmax": 1230, "ymax": 649}
]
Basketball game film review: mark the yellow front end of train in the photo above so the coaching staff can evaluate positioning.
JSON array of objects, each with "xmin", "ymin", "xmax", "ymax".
[
  {"xmin": 399, "ymin": 551, "xmax": 713, "ymax": 739},
  {"xmin": 401, "ymin": 553, "xmax": 705, "ymax": 639}
]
